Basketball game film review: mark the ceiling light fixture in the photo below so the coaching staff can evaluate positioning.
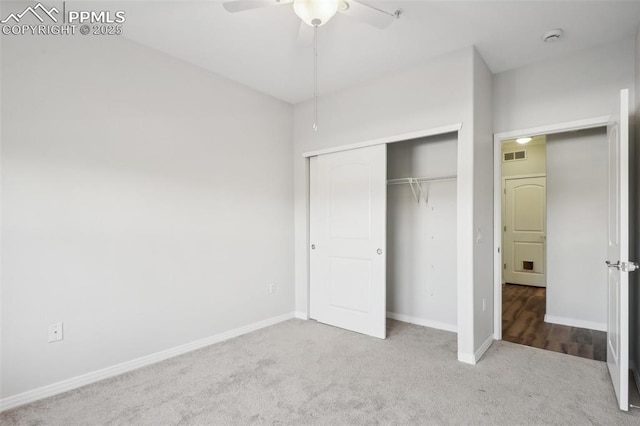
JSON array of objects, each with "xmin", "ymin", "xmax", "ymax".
[
  {"xmin": 294, "ymin": 0, "xmax": 339, "ymax": 27},
  {"xmin": 293, "ymin": 0, "xmax": 340, "ymax": 131},
  {"xmin": 516, "ymin": 137, "xmax": 532, "ymax": 144},
  {"xmin": 223, "ymin": 0, "xmax": 401, "ymax": 132}
]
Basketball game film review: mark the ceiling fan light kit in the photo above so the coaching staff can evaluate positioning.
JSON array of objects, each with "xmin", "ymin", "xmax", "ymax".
[
  {"xmin": 222, "ymin": 0, "xmax": 400, "ymax": 37},
  {"xmin": 222, "ymin": 0, "xmax": 401, "ymax": 130},
  {"xmin": 294, "ymin": 0, "xmax": 339, "ymax": 27}
]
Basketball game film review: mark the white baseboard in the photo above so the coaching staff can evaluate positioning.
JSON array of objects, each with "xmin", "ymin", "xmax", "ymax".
[
  {"xmin": 386, "ymin": 311, "xmax": 457, "ymax": 333},
  {"xmin": 544, "ymin": 314, "xmax": 606, "ymax": 332},
  {"xmin": 458, "ymin": 335, "xmax": 494, "ymax": 365},
  {"xmin": 474, "ymin": 335, "xmax": 494, "ymax": 363},
  {"xmin": 0, "ymin": 312, "xmax": 295, "ymax": 413},
  {"xmin": 294, "ymin": 311, "xmax": 309, "ymax": 320},
  {"xmin": 458, "ymin": 352, "xmax": 475, "ymax": 364}
]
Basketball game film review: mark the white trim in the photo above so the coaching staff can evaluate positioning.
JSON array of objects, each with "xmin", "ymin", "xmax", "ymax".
[
  {"xmin": 458, "ymin": 352, "xmax": 475, "ymax": 364},
  {"xmin": 386, "ymin": 312, "xmax": 457, "ymax": 333},
  {"xmin": 493, "ymin": 116, "xmax": 610, "ymax": 340},
  {"xmin": 494, "ymin": 135, "xmax": 503, "ymax": 339},
  {"xmin": 502, "ymin": 173, "xmax": 546, "ymax": 181},
  {"xmin": 458, "ymin": 336, "xmax": 496, "ymax": 365},
  {"xmin": 494, "ymin": 116, "xmax": 609, "ymax": 141},
  {"xmin": 302, "ymin": 123, "xmax": 463, "ymax": 158},
  {"xmin": 0, "ymin": 312, "xmax": 295, "ymax": 412},
  {"xmin": 474, "ymin": 335, "xmax": 494, "ymax": 363},
  {"xmin": 457, "ymin": 336, "xmax": 494, "ymax": 365},
  {"xmin": 544, "ymin": 314, "xmax": 606, "ymax": 332},
  {"xmin": 304, "ymin": 157, "xmax": 312, "ymax": 321},
  {"xmin": 294, "ymin": 311, "xmax": 309, "ymax": 320}
]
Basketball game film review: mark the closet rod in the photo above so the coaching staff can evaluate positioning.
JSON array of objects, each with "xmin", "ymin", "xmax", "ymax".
[{"xmin": 386, "ymin": 175, "xmax": 457, "ymax": 185}]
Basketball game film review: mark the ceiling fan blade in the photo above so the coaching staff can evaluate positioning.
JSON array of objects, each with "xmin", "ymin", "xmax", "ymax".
[
  {"xmin": 223, "ymin": 0, "xmax": 292, "ymax": 13},
  {"xmin": 338, "ymin": 0, "xmax": 395, "ymax": 29},
  {"xmin": 297, "ymin": 20, "xmax": 315, "ymax": 46}
]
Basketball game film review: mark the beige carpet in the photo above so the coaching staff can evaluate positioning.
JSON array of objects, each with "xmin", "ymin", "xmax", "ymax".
[{"xmin": 2, "ymin": 319, "xmax": 639, "ymax": 425}]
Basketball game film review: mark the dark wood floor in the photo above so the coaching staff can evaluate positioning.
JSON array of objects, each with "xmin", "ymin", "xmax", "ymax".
[{"xmin": 502, "ymin": 283, "xmax": 606, "ymax": 361}]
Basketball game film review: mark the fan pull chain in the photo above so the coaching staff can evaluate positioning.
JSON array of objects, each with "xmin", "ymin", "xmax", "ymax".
[{"xmin": 313, "ymin": 24, "xmax": 318, "ymax": 132}]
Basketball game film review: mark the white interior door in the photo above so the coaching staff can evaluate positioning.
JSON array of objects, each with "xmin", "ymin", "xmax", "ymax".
[
  {"xmin": 606, "ymin": 88, "xmax": 635, "ymax": 411},
  {"xmin": 504, "ymin": 177, "xmax": 546, "ymax": 287},
  {"xmin": 309, "ymin": 144, "xmax": 387, "ymax": 339}
]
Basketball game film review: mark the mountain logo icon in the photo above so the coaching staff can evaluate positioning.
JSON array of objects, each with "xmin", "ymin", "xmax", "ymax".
[{"xmin": 1, "ymin": 2, "xmax": 59, "ymax": 24}]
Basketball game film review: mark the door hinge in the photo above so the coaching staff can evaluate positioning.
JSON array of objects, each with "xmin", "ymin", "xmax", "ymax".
[
  {"xmin": 504, "ymin": 225, "xmax": 506, "ymax": 232},
  {"xmin": 504, "ymin": 263, "xmax": 507, "ymax": 270}
]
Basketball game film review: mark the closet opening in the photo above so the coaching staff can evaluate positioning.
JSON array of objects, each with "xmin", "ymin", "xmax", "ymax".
[
  {"xmin": 499, "ymin": 127, "xmax": 608, "ymax": 361},
  {"xmin": 386, "ymin": 133, "xmax": 458, "ymax": 333},
  {"xmin": 307, "ymin": 127, "xmax": 461, "ymax": 340}
]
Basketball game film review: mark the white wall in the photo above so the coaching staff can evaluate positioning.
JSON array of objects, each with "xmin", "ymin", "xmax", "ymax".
[
  {"xmin": 293, "ymin": 47, "xmax": 488, "ymax": 362},
  {"xmin": 1, "ymin": 35, "xmax": 294, "ymax": 398},
  {"xmin": 471, "ymin": 49, "xmax": 494, "ymax": 357},
  {"xmin": 545, "ymin": 128, "xmax": 608, "ymax": 330},
  {"xmin": 494, "ymin": 38, "xmax": 635, "ymax": 133},
  {"xmin": 387, "ymin": 134, "xmax": 457, "ymax": 331},
  {"xmin": 632, "ymin": 24, "xmax": 640, "ymax": 386}
]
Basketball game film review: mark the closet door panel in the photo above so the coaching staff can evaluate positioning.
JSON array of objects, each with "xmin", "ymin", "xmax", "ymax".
[{"xmin": 310, "ymin": 145, "xmax": 387, "ymax": 339}]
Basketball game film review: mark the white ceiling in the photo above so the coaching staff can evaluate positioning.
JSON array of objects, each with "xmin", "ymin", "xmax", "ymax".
[{"xmin": 117, "ymin": 1, "xmax": 640, "ymax": 104}]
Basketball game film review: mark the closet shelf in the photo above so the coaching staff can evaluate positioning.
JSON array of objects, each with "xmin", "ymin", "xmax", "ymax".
[{"xmin": 387, "ymin": 175, "xmax": 457, "ymax": 204}]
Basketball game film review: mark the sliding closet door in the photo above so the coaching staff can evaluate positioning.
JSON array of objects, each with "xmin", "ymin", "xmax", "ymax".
[{"xmin": 310, "ymin": 144, "xmax": 387, "ymax": 339}]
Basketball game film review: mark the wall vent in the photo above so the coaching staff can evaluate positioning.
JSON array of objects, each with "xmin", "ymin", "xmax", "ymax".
[{"xmin": 503, "ymin": 150, "xmax": 527, "ymax": 162}]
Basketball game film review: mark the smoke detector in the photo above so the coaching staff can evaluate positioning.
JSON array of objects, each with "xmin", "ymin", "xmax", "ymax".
[{"xmin": 543, "ymin": 29, "xmax": 563, "ymax": 43}]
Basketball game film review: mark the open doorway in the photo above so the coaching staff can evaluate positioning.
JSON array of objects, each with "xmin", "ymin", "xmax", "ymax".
[{"xmin": 500, "ymin": 128, "xmax": 608, "ymax": 362}]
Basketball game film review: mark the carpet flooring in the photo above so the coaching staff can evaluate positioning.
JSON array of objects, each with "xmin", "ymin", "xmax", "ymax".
[{"xmin": 2, "ymin": 319, "xmax": 639, "ymax": 425}]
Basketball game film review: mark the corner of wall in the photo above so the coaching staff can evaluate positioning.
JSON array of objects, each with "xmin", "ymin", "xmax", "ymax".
[{"xmin": 471, "ymin": 47, "xmax": 495, "ymax": 358}]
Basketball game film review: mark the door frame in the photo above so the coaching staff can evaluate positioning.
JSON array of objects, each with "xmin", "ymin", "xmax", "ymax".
[
  {"xmin": 493, "ymin": 116, "xmax": 609, "ymax": 340},
  {"xmin": 303, "ymin": 122, "xmax": 480, "ymax": 359}
]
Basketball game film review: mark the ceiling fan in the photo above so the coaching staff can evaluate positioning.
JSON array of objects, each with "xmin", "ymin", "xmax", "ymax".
[
  {"xmin": 223, "ymin": 0, "xmax": 401, "ymax": 131},
  {"xmin": 222, "ymin": 0, "xmax": 400, "ymax": 30}
]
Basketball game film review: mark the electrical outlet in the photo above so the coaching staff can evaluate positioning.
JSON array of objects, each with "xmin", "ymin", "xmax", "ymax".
[
  {"xmin": 269, "ymin": 283, "xmax": 276, "ymax": 294},
  {"xmin": 48, "ymin": 322, "xmax": 63, "ymax": 343},
  {"xmin": 482, "ymin": 298, "xmax": 486, "ymax": 312}
]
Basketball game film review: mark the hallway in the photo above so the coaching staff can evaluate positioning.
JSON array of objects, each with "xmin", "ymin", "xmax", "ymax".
[{"xmin": 502, "ymin": 283, "xmax": 607, "ymax": 361}]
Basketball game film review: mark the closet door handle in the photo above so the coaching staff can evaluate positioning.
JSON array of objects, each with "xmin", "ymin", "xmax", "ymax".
[{"xmin": 377, "ymin": 248, "xmax": 383, "ymax": 255}]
